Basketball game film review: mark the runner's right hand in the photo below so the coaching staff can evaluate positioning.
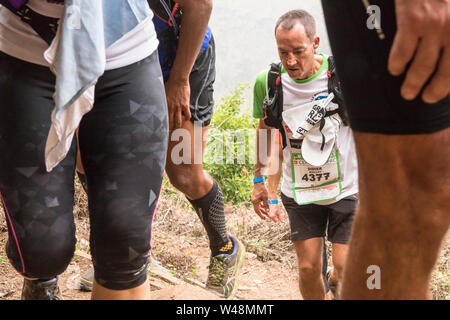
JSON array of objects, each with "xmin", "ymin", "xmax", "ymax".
[
  {"xmin": 388, "ymin": 0, "xmax": 450, "ymax": 103},
  {"xmin": 251, "ymin": 183, "xmax": 269, "ymax": 220}
]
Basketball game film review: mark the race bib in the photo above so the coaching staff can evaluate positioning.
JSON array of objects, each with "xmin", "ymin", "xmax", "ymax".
[{"xmin": 291, "ymin": 150, "xmax": 342, "ymax": 205}]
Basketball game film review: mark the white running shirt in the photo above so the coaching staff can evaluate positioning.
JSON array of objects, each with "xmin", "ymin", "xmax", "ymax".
[
  {"xmin": 0, "ymin": 1, "xmax": 158, "ymax": 70},
  {"xmin": 253, "ymin": 54, "xmax": 358, "ymax": 204}
]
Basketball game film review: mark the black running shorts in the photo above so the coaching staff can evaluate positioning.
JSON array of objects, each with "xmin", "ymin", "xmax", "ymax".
[
  {"xmin": 188, "ymin": 36, "xmax": 216, "ymax": 127},
  {"xmin": 281, "ymin": 193, "xmax": 357, "ymax": 244},
  {"xmin": 322, "ymin": 0, "xmax": 450, "ymax": 134}
]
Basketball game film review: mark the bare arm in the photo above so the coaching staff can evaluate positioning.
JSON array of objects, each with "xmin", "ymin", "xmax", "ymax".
[
  {"xmin": 251, "ymin": 119, "xmax": 275, "ymax": 220},
  {"xmin": 388, "ymin": 0, "xmax": 450, "ymax": 103},
  {"xmin": 267, "ymin": 139, "xmax": 282, "ymax": 198},
  {"xmin": 165, "ymin": 0, "xmax": 213, "ymax": 129},
  {"xmin": 253, "ymin": 119, "xmax": 274, "ymax": 178},
  {"xmin": 266, "ymin": 140, "xmax": 284, "ymax": 223}
]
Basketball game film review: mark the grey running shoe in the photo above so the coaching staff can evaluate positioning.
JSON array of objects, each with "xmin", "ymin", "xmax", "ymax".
[
  {"xmin": 21, "ymin": 277, "xmax": 62, "ymax": 300},
  {"xmin": 80, "ymin": 267, "xmax": 94, "ymax": 292},
  {"xmin": 206, "ymin": 234, "xmax": 245, "ymax": 300}
]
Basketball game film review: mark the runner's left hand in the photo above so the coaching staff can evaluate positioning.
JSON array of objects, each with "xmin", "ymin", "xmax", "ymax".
[{"xmin": 267, "ymin": 201, "xmax": 283, "ymax": 223}]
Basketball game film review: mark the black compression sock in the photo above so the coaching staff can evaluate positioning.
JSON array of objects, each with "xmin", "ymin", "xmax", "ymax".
[{"xmin": 188, "ymin": 180, "xmax": 231, "ymax": 256}]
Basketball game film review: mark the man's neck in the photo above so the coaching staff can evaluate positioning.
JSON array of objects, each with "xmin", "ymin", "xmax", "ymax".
[{"xmin": 299, "ymin": 54, "xmax": 324, "ymax": 80}]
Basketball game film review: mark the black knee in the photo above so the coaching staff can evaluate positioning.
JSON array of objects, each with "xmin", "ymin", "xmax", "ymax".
[
  {"xmin": 90, "ymin": 205, "xmax": 154, "ymax": 290},
  {"xmin": 6, "ymin": 226, "xmax": 76, "ymax": 279},
  {"xmin": 92, "ymin": 253, "xmax": 150, "ymax": 290}
]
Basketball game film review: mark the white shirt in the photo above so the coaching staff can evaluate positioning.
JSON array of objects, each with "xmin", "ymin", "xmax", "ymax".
[
  {"xmin": 0, "ymin": 2, "xmax": 158, "ymax": 70},
  {"xmin": 278, "ymin": 55, "xmax": 358, "ymax": 204}
]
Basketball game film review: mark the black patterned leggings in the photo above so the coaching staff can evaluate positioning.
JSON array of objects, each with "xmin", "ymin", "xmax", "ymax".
[{"xmin": 0, "ymin": 50, "xmax": 168, "ymax": 290}]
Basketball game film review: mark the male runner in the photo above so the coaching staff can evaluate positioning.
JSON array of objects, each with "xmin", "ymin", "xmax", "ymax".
[
  {"xmin": 321, "ymin": 0, "xmax": 450, "ymax": 299},
  {"xmin": 251, "ymin": 10, "xmax": 358, "ymax": 300}
]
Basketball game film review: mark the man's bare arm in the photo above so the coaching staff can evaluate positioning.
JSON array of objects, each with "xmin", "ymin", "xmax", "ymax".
[
  {"xmin": 252, "ymin": 119, "xmax": 275, "ymax": 219},
  {"xmin": 165, "ymin": 0, "xmax": 213, "ymax": 129},
  {"xmin": 267, "ymin": 141, "xmax": 283, "ymax": 199},
  {"xmin": 266, "ymin": 141, "xmax": 284, "ymax": 223},
  {"xmin": 254, "ymin": 119, "xmax": 274, "ymax": 178}
]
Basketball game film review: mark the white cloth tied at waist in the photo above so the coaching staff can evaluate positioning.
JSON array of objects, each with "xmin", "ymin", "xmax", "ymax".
[{"xmin": 43, "ymin": 20, "xmax": 97, "ymax": 172}]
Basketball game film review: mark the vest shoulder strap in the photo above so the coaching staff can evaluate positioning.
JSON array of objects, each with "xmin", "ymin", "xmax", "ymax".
[
  {"xmin": 263, "ymin": 62, "xmax": 288, "ymax": 148},
  {"xmin": 327, "ymin": 56, "xmax": 349, "ymax": 125},
  {"xmin": 149, "ymin": 0, "xmax": 182, "ymax": 34}
]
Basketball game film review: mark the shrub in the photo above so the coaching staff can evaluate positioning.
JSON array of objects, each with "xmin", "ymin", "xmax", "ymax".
[{"xmin": 204, "ymin": 84, "xmax": 258, "ymax": 205}]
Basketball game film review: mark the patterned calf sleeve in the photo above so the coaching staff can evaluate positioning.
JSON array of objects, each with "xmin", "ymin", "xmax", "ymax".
[{"xmin": 188, "ymin": 180, "xmax": 231, "ymax": 256}]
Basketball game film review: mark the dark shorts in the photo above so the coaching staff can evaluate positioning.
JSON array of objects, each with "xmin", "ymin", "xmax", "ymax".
[
  {"xmin": 281, "ymin": 193, "xmax": 357, "ymax": 243},
  {"xmin": 322, "ymin": 0, "xmax": 450, "ymax": 134},
  {"xmin": 188, "ymin": 36, "xmax": 216, "ymax": 127}
]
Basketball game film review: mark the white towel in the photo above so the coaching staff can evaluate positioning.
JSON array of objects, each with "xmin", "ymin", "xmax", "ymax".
[{"xmin": 282, "ymin": 95, "xmax": 342, "ymax": 166}]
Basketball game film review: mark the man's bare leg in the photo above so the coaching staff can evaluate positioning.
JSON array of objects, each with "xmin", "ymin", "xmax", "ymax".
[
  {"xmin": 340, "ymin": 130, "xmax": 450, "ymax": 299},
  {"xmin": 91, "ymin": 279, "xmax": 151, "ymax": 300},
  {"xmin": 294, "ymin": 237, "xmax": 326, "ymax": 300},
  {"xmin": 328, "ymin": 243, "xmax": 348, "ymax": 298},
  {"xmin": 166, "ymin": 120, "xmax": 232, "ymax": 256},
  {"xmin": 166, "ymin": 120, "xmax": 213, "ymax": 200}
]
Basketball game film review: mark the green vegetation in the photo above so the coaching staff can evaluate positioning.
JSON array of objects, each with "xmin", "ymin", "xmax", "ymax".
[{"xmin": 204, "ymin": 84, "xmax": 258, "ymax": 205}]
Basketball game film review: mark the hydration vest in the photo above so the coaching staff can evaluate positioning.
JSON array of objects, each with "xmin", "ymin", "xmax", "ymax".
[
  {"xmin": 148, "ymin": 0, "xmax": 212, "ymax": 81},
  {"xmin": 148, "ymin": 0, "xmax": 182, "ymax": 80},
  {"xmin": 1, "ymin": 0, "xmax": 64, "ymax": 10},
  {"xmin": 0, "ymin": 0, "xmax": 62, "ymax": 45},
  {"xmin": 263, "ymin": 56, "xmax": 349, "ymax": 149}
]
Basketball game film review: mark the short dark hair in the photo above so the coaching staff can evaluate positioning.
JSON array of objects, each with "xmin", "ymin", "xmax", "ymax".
[{"xmin": 275, "ymin": 10, "xmax": 316, "ymax": 41}]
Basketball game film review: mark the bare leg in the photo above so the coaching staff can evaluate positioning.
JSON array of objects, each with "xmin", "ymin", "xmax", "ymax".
[
  {"xmin": 294, "ymin": 237, "xmax": 325, "ymax": 300},
  {"xmin": 91, "ymin": 279, "xmax": 150, "ymax": 300},
  {"xmin": 76, "ymin": 129, "xmax": 85, "ymax": 175},
  {"xmin": 341, "ymin": 130, "xmax": 450, "ymax": 299},
  {"xmin": 166, "ymin": 120, "xmax": 213, "ymax": 199},
  {"xmin": 331, "ymin": 243, "xmax": 348, "ymax": 284},
  {"xmin": 166, "ymin": 120, "xmax": 231, "ymax": 256}
]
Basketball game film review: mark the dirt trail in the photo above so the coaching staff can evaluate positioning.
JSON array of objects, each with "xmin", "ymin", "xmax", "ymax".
[
  {"xmin": 1, "ymin": 182, "xmax": 448, "ymax": 300},
  {"xmin": 0, "ymin": 215, "xmax": 300, "ymax": 300},
  {"xmin": 0, "ymin": 187, "xmax": 301, "ymax": 300}
]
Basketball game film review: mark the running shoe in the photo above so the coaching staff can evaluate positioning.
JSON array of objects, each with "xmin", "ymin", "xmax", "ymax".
[
  {"xmin": 80, "ymin": 267, "xmax": 94, "ymax": 292},
  {"xmin": 21, "ymin": 277, "xmax": 62, "ymax": 300},
  {"xmin": 206, "ymin": 234, "xmax": 245, "ymax": 300}
]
